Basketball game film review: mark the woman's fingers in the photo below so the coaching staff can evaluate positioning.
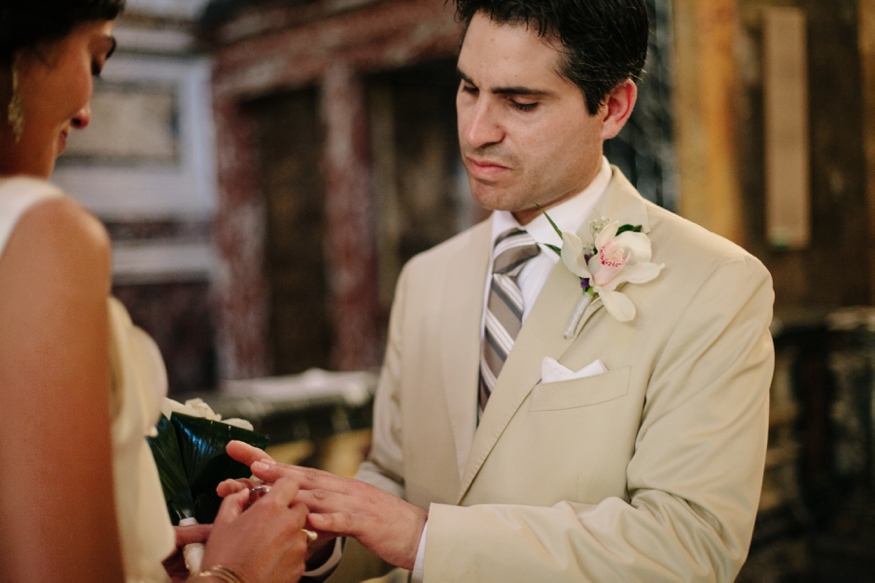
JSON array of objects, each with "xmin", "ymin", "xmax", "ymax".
[
  {"xmin": 174, "ymin": 523, "xmax": 212, "ymax": 547},
  {"xmin": 216, "ymin": 477, "xmax": 259, "ymax": 498},
  {"xmin": 257, "ymin": 477, "xmax": 301, "ymax": 509},
  {"xmin": 213, "ymin": 486, "xmax": 250, "ymax": 527}
]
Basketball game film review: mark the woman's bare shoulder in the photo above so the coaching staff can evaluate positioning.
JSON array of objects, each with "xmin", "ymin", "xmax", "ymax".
[
  {"xmin": 3, "ymin": 196, "xmax": 111, "ymax": 284},
  {"xmin": 20, "ymin": 196, "xmax": 109, "ymax": 252}
]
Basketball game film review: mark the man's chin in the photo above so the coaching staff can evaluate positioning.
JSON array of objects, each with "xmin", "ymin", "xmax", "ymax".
[{"xmin": 469, "ymin": 184, "xmax": 517, "ymax": 212}]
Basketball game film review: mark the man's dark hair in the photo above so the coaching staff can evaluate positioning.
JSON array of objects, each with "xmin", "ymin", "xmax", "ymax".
[
  {"xmin": 454, "ymin": 0, "xmax": 649, "ymax": 115},
  {"xmin": 0, "ymin": 0, "xmax": 125, "ymax": 65}
]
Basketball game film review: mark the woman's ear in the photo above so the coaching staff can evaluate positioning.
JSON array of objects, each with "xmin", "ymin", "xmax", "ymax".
[
  {"xmin": 0, "ymin": 64, "xmax": 12, "ymax": 111},
  {"xmin": 599, "ymin": 79, "xmax": 638, "ymax": 140}
]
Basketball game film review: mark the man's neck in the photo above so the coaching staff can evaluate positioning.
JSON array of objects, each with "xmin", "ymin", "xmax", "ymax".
[
  {"xmin": 511, "ymin": 157, "xmax": 608, "ymax": 226},
  {"xmin": 511, "ymin": 155, "xmax": 605, "ymax": 225}
]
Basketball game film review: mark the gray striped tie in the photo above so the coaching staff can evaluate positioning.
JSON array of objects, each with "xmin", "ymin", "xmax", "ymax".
[{"xmin": 480, "ymin": 229, "xmax": 541, "ymax": 415}]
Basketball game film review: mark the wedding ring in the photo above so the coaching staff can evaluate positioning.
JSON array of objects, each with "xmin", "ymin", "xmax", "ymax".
[
  {"xmin": 248, "ymin": 485, "xmax": 270, "ymax": 506},
  {"xmin": 302, "ymin": 528, "xmax": 318, "ymax": 543}
]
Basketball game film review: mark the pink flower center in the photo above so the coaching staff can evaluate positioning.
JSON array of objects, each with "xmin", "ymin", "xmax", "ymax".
[
  {"xmin": 599, "ymin": 242, "xmax": 628, "ymax": 268},
  {"xmin": 592, "ymin": 241, "xmax": 628, "ymax": 286}
]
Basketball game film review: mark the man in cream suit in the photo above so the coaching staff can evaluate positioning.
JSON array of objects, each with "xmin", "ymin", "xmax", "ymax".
[{"xmin": 228, "ymin": 0, "xmax": 775, "ymax": 580}]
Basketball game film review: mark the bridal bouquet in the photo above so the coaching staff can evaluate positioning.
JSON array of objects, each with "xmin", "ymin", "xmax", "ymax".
[
  {"xmin": 148, "ymin": 398, "xmax": 270, "ymax": 574},
  {"xmin": 147, "ymin": 398, "xmax": 269, "ymax": 526}
]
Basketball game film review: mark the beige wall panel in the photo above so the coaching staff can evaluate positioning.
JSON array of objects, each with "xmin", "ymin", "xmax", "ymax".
[{"xmin": 763, "ymin": 7, "xmax": 810, "ymax": 249}]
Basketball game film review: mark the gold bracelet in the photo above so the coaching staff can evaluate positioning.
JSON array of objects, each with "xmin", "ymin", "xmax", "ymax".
[{"xmin": 189, "ymin": 565, "xmax": 248, "ymax": 583}]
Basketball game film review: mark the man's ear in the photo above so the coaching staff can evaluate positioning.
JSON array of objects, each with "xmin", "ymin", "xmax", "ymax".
[{"xmin": 599, "ymin": 80, "xmax": 637, "ymax": 140}]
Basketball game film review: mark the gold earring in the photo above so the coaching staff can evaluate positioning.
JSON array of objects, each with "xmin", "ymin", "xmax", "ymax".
[{"xmin": 7, "ymin": 57, "xmax": 24, "ymax": 142}]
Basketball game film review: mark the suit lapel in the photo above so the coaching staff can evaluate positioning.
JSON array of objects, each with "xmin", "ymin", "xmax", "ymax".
[
  {"xmin": 440, "ymin": 220, "xmax": 492, "ymax": 480},
  {"xmin": 588, "ymin": 166, "xmax": 651, "ymax": 235},
  {"xmin": 456, "ymin": 167, "xmax": 651, "ymax": 502}
]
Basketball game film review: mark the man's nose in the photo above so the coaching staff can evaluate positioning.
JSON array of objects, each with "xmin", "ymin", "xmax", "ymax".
[{"xmin": 462, "ymin": 99, "xmax": 504, "ymax": 148}]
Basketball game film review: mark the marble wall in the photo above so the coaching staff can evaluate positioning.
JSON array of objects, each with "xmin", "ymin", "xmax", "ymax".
[{"xmin": 52, "ymin": 0, "xmax": 220, "ymax": 393}]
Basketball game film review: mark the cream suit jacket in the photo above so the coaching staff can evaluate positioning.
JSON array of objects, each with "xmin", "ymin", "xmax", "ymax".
[{"xmin": 333, "ymin": 168, "xmax": 774, "ymax": 582}]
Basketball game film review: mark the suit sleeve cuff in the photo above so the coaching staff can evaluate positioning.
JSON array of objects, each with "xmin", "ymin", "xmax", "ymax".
[{"xmin": 302, "ymin": 537, "xmax": 344, "ymax": 578}]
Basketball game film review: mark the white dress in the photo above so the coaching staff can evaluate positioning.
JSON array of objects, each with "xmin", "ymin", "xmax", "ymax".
[{"xmin": 0, "ymin": 177, "xmax": 175, "ymax": 582}]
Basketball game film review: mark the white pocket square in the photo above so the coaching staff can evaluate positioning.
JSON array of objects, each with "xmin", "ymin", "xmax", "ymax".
[{"xmin": 541, "ymin": 357, "xmax": 607, "ymax": 384}]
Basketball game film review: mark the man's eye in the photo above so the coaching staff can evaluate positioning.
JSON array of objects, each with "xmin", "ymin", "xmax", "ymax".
[
  {"xmin": 511, "ymin": 101, "xmax": 538, "ymax": 112},
  {"xmin": 461, "ymin": 84, "xmax": 478, "ymax": 95}
]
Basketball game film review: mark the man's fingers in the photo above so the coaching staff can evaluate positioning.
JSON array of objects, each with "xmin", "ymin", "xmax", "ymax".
[
  {"xmin": 250, "ymin": 460, "xmax": 353, "ymax": 494},
  {"xmin": 249, "ymin": 460, "xmax": 294, "ymax": 486},
  {"xmin": 226, "ymin": 440, "xmax": 272, "ymax": 466},
  {"xmin": 307, "ymin": 512, "xmax": 356, "ymax": 537},
  {"xmin": 294, "ymin": 487, "xmax": 356, "ymax": 516},
  {"xmin": 288, "ymin": 498, "xmax": 310, "ymax": 527},
  {"xmin": 259, "ymin": 476, "xmax": 301, "ymax": 508}
]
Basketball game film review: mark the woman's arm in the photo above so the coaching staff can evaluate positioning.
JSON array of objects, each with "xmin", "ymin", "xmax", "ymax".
[{"xmin": 0, "ymin": 197, "xmax": 124, "ymax": 582}]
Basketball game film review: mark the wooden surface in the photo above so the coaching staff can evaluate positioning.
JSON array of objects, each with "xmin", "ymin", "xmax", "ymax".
[{"xmin": 673, "ymin": 0, "xmax": 744, "ymax": 244}]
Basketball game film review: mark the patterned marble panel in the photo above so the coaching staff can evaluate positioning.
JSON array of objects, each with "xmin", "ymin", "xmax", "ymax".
[{"xmin": 113, "ymin": 281, "xmax": 218, "ymax": 394}]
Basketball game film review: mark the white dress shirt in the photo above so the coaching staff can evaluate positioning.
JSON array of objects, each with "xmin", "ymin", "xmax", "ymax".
[{"xmin": 485, "ymin": 156, "xmax": 612, "ymax": 327}]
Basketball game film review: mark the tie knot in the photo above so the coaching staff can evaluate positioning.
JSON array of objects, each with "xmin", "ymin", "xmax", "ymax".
[{"xmin": 492, "ymin": 229, "xmax": 540, "ymax": 275}]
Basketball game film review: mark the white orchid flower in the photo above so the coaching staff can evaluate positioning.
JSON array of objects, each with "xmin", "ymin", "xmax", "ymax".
[{"xmin": 559, "ymin": 220, "xmax": 664, "ymax": 333}]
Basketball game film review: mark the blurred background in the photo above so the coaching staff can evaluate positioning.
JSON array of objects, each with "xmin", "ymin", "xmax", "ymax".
[{"xmin": 53, "ymin": 0, "xmax": 875, "ymax": 580}]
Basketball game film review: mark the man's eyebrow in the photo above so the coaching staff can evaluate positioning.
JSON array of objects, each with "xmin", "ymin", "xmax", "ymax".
[
  {"xmin": 457, "ymin": 68, "xmax": 475, "ymax": 86},
  {"xmin": 456, "ymin": 67, "xmax": 551, "ymax": 98}
]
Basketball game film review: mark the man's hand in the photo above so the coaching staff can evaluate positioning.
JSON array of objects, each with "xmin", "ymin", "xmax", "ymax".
[{"xmin": 225, "ymin": 440, "xmax": 428, "ymax": 570}]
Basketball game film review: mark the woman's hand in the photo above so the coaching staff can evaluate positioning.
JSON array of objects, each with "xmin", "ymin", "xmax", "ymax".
[
  {"xmin": 164, "ymin": 524, "xmax": 213, "ymax": 581},
  {"xmin": 223, "ymin": 440, "xmax": 427, "ymax": 571},
  {"xmin": 216, "ymin": 450, "xmax": 337, "ymax": 567},
  {"xmin": 201, "ymin": 477, "xmax": 311, "ymax": 583}
]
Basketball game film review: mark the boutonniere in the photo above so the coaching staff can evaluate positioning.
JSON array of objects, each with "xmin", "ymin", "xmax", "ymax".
[{"xmin": 539, "ymin": 209, "xmax": 665, "ymax": 338}]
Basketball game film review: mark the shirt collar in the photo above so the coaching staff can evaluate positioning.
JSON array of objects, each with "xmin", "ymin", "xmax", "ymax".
[{"xmin": 491, "ymin": 156, "xmax": 612, "ymax": 253}]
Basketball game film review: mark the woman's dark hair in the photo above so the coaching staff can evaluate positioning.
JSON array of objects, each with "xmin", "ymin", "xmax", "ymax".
[
  {"xmin": 453, "ymin": 0, "xmax": 649, "ymax": 115},
  {"xmin": 0, "ymin": 0, "xmax": 125, "ymax": 65}
]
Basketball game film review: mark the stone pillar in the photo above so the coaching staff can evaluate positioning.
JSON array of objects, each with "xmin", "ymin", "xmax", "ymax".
[
  {"xmin": 212, "ymin": 96, "xmax": 270, "ymax": 379},
  {"xmin": 320, "ymin": 65, "xmax": 381, "ymax": 371},
  {"xmin": 673, "ymin": 0, "xmax": 744, "ymax": 244}
]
